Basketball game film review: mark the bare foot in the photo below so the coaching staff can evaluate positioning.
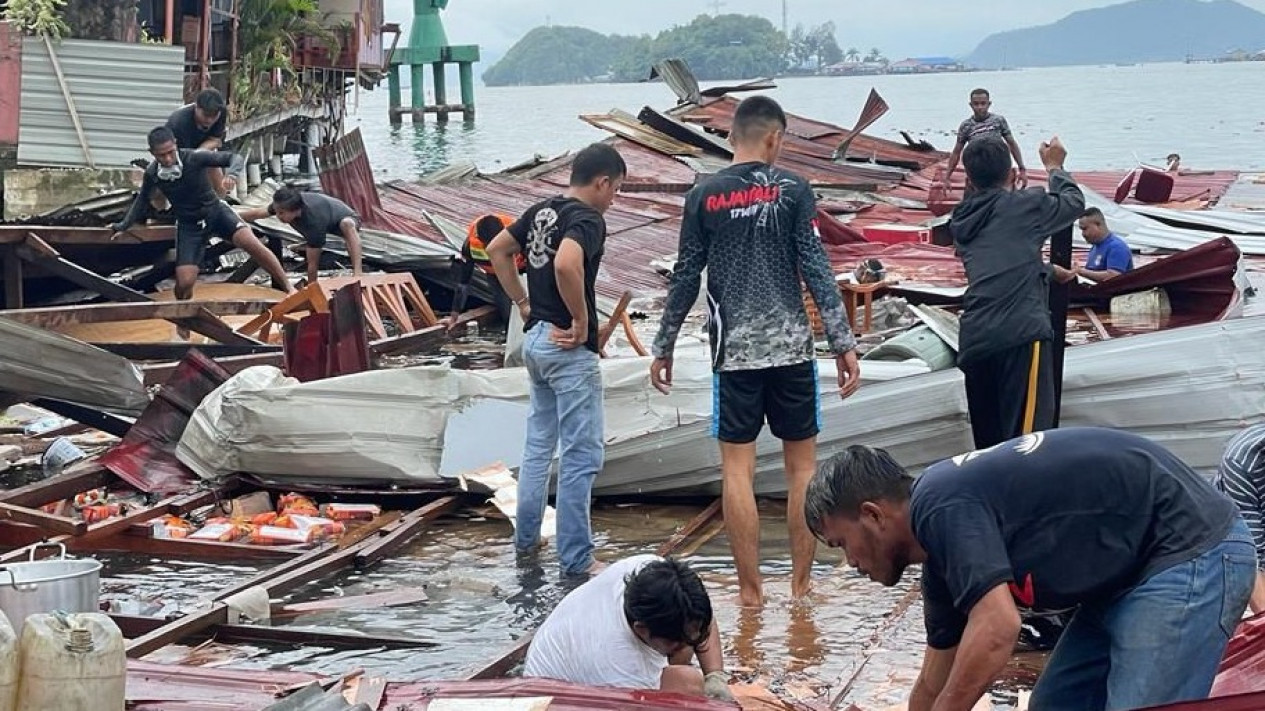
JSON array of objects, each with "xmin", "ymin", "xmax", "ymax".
[
  {"xmin": 790, "ymin": 579, "xmax": 814, "ymax": 601},
  {"xmin": 585, "ymin": 559, "xmax": 609, "ymax": 577},
  {"xmin": 738, "ymin": 587, "xmax": 764, "ymax": 609}
]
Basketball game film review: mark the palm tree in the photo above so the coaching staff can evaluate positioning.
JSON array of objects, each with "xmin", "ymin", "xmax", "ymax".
[
  {"xmin": 865, "ymin": 47, "xmax": 884, "ymax": 63},
  {"xmin": 845, "ymin": 47, "xmax": 861, "ymax": 63}
]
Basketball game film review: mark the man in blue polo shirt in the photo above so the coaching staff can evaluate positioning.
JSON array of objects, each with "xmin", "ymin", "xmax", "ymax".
[{"xmin": 1056, "ymin": 207, "xmax": 1133, "ymax": 284}]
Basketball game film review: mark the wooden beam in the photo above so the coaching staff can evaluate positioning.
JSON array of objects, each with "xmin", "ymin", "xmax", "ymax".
[
  {"xmin": 0, "ymin": 503, "xmax": 85, "ymax": 536},
  {"xmin": 656, "ymin": 498, "xmax": 723, "ymax": 557},
  {"xmin": 142, "ymin": 352, "xmax": 284, "ymax": 387},
  {"xmin": 1083, "ymin": 307, "xmax": 1112, "ymax": 341},
  {"xmin": 110, "ymin": 614, "xmax": 435, "ymax": 649},
  {"xmin": 3, "ymin": 245, "xmax": 22, "ymax": 309},
  {"xmin": 14, "ymin": 243, "xmax": 261, "ymax": 346},
  {"xmin": 95, "ymin": 342, "xmax": 280, "ymax": 362},
  {"xmin": 83, "ymin": 531, "xmax": 300, "ymax": 561},
  {"xmin": 597, "ymin": 291, "xmax": 632, "ymax": 355},
  {"xmin": 0, "ymin": 225, "xmax": 173, "ymax": 245},
  {"xmin": 0, "ymin": 300, "xmax": 278, "ymax": 330},
  {"xmin": 29, "ymin": 398, "xmax": 133, "ymax": 438},
  {"xmin": 354, "ymin": 496, "xmax": 463, "ymax": 569},
  {"xmin": 0, "ymin": 462, "xmax": 111, "ymax": 508},
  {"xmin": 369, "ymin": 305, "xmax": 496, "ymax": 357}
]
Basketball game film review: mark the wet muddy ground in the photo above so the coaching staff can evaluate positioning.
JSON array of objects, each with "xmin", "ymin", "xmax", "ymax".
[{"xmin": 105, "ymin": 500, "xmax": 1037, "ymax": 709}]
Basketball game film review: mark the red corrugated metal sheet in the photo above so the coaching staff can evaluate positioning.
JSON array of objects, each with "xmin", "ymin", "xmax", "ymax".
[
  {"xmin": 127, "ymin": 663, "xmax": 747, "ymax": 711},
  {"xmin": 678, "ymin": 96, "xmax": 946, "ymax": 170}
]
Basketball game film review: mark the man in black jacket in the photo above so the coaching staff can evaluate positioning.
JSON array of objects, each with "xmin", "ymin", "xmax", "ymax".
[
  {"xmin": 949, "ymin": 136, "xmax": 1084, "ymax": 449},
  {"xmin": 112, "ymin": 126, "xmax": 293, "ymax": 304}
]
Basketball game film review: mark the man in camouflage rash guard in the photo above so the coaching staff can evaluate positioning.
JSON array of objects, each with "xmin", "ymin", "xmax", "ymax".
[{"xmin": 651, "ymin": 95, "xmax": 862, "ymax": 608}]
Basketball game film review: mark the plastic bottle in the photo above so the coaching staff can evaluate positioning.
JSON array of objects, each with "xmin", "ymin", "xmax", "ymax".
[
  {"xmin": 16, "ymin": 612, "xmax": 124, "ymax": 711},
  {"xmin": 0, "ymin": 611, "xmax": 18, "ymax": 711}
]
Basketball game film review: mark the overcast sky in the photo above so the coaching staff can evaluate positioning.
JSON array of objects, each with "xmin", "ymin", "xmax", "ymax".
[{"xmin": 385, "ymin": 0, "xmax": 1265, "ymax": 61}]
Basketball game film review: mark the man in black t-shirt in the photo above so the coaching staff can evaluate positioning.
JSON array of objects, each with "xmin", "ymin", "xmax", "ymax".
[
  {"xmin": 239, "ymin": 187, "xmax": 362, "ymax": 285},
  {"xmin": 804, "ymin": 427, "xmax": 1256, "ymax": 711},
  {"xmin": 167, "ymin": 89, "xmax": 230, "ymax": 197},
  {"xmin": 113, "ymin": 126, "xmax": 293, "ymax": 306},
  {"xmin": 485, "ymin": 142, "xmax": 626, "ymax": 577}
]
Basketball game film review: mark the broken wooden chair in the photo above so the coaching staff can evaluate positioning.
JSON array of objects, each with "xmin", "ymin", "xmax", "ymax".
[{"xmin": 237, "ymin": 273, "xmax": 438, "ymax": 343}]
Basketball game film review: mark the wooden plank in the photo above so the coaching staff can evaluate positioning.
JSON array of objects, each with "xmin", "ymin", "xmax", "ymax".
[
  {"xmin": 597, "ymin": 291, "xmax": 632, "ymax": 354},
  {"xmin": 3, "ymin": 245, "xmax": 22, "ymax": 309},
  {"xmin": 14, "ymin": 243, "xmax": 261, "ymax": 346},
  {"xmin": 275, "ymin": 589, "xmax": 428, "ymax": 616},
  {"xmin": 657, "ymin": 498, "xmax": 723, "ymax": 557},
  {"xmin": 369, "ymin": 305, "xmax": 496, "ymax": 357},
  {"xmin": 28, "ymin": 398, "xmax": 133, "ymax": 438},
  {"xmin": 0, "ymin": 535, "xmax": 70, "ymax": 563},
  {"xmin": 0, "ymin": 225, "xmax": 173, "ymax": 245},
  {"xmin": 0, "ymin": 503, "xmax": 85, "ymax": 535},
  {"xmin": 0, "ymin": 300, "xmax": 278, "ymax": 330},
  {"xmin": 110, "ymin": 614, "xmax": 436, "ymax": 649},
  {"xmin": 95, "ymin": 342, "xmax": 280, "ymax": 361},
  {"xmin": 353, "ymin": 496, "xmax": 463, "ymax": 569},
  {"xmin": 1083, "ymin": 307, "xmax": 1112, "ymax": 341},
  {"xmin": 142, "ymin": 351, "xmax": 284, "ymax": 387},
  {"xmin": 353, "ymin": 677, "xmax": 388, "ymax": 708},
  {"xmin": 0, "ymin": 461, "xmax": 110, "ymax": 507},
  {"xmin": 87, "ymin": 531, "xmax": 300, "ymax": 561}
]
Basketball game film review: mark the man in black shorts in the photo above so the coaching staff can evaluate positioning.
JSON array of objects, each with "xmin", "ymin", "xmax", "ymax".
[
  {"xmin": 239, "ymin": 186, "xmax": 363, "ymax": 285},
  {"xmin": 112, "ymin": 126, "xmax": 293, "ymax": 305},
  {"xmin": 166, "ymin": 88, "xmax": 230, "ymax": 197},
  {"xmin": 650, "ymin": 96, "xmax": 862, "ymax": 608}
]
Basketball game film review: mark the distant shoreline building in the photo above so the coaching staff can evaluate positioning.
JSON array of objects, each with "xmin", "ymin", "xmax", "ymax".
[{"xmin": 824, "ymin": 56, "xmax": 966, "ymax": 76}]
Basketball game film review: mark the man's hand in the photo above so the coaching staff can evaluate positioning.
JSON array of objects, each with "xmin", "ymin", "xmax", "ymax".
[
  {"xmin": 550, "ymin": 321, "xmax": 588, "ymax": 350},
  {"xmin": 1051, "ymin": 264, "xmax": 1077, "ymax": 284},
  {"xmin": 703, "ymin": 671, "xmax": 734, "ymax": 703},
  {"xmin": 650, "ymin": 357, "xmax": 674, "ymax": 395},
  {"xmin": 440, "ymin": 314, "xmax": 460, "ymax": 333},
  {"xmin": 1039, "ymin": 137, "xmax": 1067, "ymax": 171},
  {"xmin": 222, "ymin": 176, "xmax": 237, "ymax": 193},
  {"xmin": 1016, "ymin": 168, "xmax": 1028, "ymax": 190},
  {"xmin": 837, "ymin": 349, "xmax": 861, "ymax": 399}
]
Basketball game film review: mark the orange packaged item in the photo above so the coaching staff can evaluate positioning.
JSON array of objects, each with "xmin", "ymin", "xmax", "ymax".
[
  {"xmin": 250, "ymin": 525, "xmax": 319, "ymax": 545},
  {"xmin": 153, "ymin": 515, "xmax": 192, "ymax": 539},
  {"xmin": 278, "ymin": 493, "xmax": 319, "ymax": 517},
  {"xmin": 74, "ymin": 489, "xmax": 109, "ymax": 509},
  {"xmin": 288, "ymin": 515, "xmax": 345, "ymax": 537},
  {"xmin": 81, "ymin": 504, "xmax": 121, "ymax": 524},
  {"xmin": 252, "ymin": 512, "xmax": 278, "ymax": 526},
  {"xmin": 188, "ymin": 523, "xmax": 242, "ymax": 542},
  {"xmin": 321, "ymin": 504, "xmax": 381, "ymax": 521}
]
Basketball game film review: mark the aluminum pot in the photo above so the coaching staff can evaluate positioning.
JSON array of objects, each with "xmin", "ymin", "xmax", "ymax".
[{"xmin": 0, "ymin": 543, "xmax": 101, "ymax": 636}]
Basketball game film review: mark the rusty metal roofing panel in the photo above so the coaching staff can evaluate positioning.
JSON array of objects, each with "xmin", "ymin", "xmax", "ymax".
[
  {"xmin": 18, "ymin": 37, "xmax": 184, "ymax": 168},
  {"xmin": 581, "ymin": 109, "xmax": 701, "ymax": 157}
]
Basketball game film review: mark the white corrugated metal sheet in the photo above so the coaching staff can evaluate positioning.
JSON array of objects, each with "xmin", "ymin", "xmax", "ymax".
[{"xmin": 18, "ymin": 37, "xmax": 184, "ymax": 168}]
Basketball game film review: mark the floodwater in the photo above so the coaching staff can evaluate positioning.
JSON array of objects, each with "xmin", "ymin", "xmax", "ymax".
[
  {"xmin": 349, "ymin": 62, "xmax": 1265, "ymax": 179},
  {"xmin": 104, "ymin": 500, "xmax": 1034, "ymax": 709}
]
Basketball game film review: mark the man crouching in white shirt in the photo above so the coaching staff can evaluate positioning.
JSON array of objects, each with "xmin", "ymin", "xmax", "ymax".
[{"xmin": 523, "ymin": 554, "xmax": 734, "ymax": 702}]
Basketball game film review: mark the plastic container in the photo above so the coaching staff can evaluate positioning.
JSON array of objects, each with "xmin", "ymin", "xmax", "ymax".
[
  {"xmin": 16, "ymin": 612, "xmax": 124, "ymax": 711},
  {"xmin": 862, "ymin": 223, "xmax": 932, "ymax": 245},
  {"xmin": 0, "ymin": 611, "xmax": 18, "ymax": 711}
]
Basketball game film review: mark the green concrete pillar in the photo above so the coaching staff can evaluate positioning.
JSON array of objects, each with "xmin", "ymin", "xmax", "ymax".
[
  {"xmin": 459, "ymin": 61, "xmax": 476, "ymax": 120},
  {"xmin": 411, "ymin": 63, "xmax": 426, "ymax": 117},
  {"xmin": 411, "ymin": 0, "xmax": 450, "ymax": 48},
  {"xmin": 433, "ymin": 62, "xmax": 448, "ymax": 123},
  {"xmin": 388, "ymin": 65, "xmax": 402, "ymax": 124}
]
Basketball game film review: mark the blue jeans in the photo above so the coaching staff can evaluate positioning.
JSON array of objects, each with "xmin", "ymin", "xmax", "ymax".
[
  {"xmin": 1030, "ymin": 517, "xmax": 1257, "ymax": 711},
  {"xmin": 516, "ymin": 321, "xmax": 604, "ymax": 575}
]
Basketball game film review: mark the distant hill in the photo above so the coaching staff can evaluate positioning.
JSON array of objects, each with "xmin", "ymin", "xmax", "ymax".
[{"xmin": 966, "ymin": 0, "xmax": 1265, "ymax": 68}]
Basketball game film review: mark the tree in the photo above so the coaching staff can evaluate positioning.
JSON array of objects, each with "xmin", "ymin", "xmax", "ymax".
[
  {"xmin": 233, "ymin": 0, "xmax": 341, "ymax": 117},
  {"xmin": 845, "ymin": 47, "xmax": 861, "ymax": 62},
  {"xmin": 865, "ymin": 47, "xmax": 886, "ymax": 63},
  {"xmin": 789, "ymin": 23, "xmax": 813, "ymax": 68},
  {"xmin": 483, "ymin": 26, "xmax": 613, "ymax": 86},
  {"xmin": 650, "ymin": 14, "xmax": 788, "ymax": 80},
  {"xmin": 808, "ymin": 21, "xmax": 843, "ymax": 68}
]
